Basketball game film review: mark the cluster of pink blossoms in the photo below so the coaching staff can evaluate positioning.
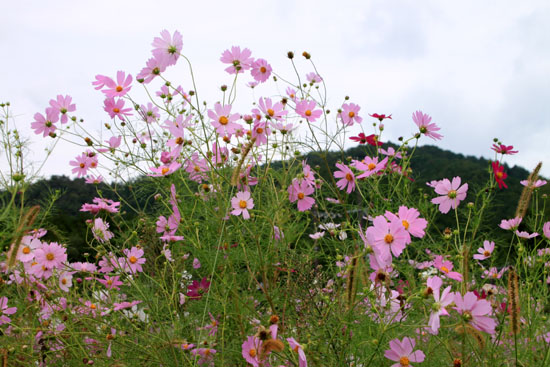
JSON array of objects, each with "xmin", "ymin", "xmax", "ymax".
[{"xmin": 287, "ymin": 161, "xmax": 317, "ymax": 212}]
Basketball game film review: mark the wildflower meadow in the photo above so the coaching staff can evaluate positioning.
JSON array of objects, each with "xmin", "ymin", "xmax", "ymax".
[{"xmin": 2, "ymin": 30, "xmax": 550, "ymax": 366}]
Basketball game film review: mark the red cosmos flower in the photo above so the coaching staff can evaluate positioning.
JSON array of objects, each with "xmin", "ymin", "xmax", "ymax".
[
  {"xmin": 369, "ymin": 113, "xmax": 392, "ymax": 121},
  {"xmin": 492, "ymin": 161, "xmax": 508, "ymax": 189},
  {"xmin": 349, "ymin": 133, "xmax": 383, "ymax": 146},
  {"xmin": 491, "ymin": 144, "xmax": 518, "ymax": 155}
]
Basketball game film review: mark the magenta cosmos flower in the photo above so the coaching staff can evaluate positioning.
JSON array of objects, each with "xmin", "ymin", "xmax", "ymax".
[
  {"xmin": 339, "ymin": 103, "xmax": 362, "ymax": 126},
  {"xmin": 334, "ymin": 163, "xmax": 356, "ymax": 193},
  {"xmin": 384, "ymin": 337, "xmax": 425, "ymax": 367},
  {"xmin": 473, "ymin": 240, "xmax": 495, "ymax": 260},
  {"xmin": 187, "ymin": 277, "xmax": 211, "ymax": 300},
  {"xmin": 31, "ymin": 108, "xmax": 59, "ymax": 137},
  {"xmin": 137, "ymin": 56, "xmax": 168, "ymax": 84},
  {"xmin": 288, "ymin": 179, "xmax": 315, "ymax": 212},
  {"xmin": 220, "ymin": 46, "xmax": 254, "ymax": 74},
  {"xmin": 0, "ymin": 297, "xmax": 17, "ymax": 325},
  {"xmin": 123, "ymin": 246, "xmax": 146, "ymax": 274},
  {"xmin": 295, "ymin": 100, "xmax": 323, "ymax": 122},
  {"xmin": 412, "ymin": 110, "xmax": 442, "ymax": 140},
  {"xmin": 431, "ymin": 177, "xmax": 468, "ymax": 214},
  {"xmin": 231, "ymin": 191, "xmax": 254, "ymax": 219},
  {"xmin": 49, "ymin": 94, "xmax": 76, "ymax": 124},
  {"xmin": 492, "ymin": 161, "xmax": 508, "ymax": 189},
  {"xmin": 258, "ymin": 97, "xmax": 287, "ymax": 121},
  {"xmin": 491, "ymin": 143, "xmax": 518, "ymax": 155},
  {"xmin": 366, "ymin": 215, "xmax": 409, "ymax": 260},
  {"xmin": 149, "ymin": 161, "xmax": 182, "ymax": 177},
  {"xmin": 152, "ymin": 29, "xmax": 183, "ymax": 66},
  {"xmin": 103, "ymin": 98, "xmax": 133, "ymax": 120},
  {"xmin": 353, "ymin": 156, "xmax": 388, "ymax": 179},
  {"xmin": 454, "ymin": 291, "xmax": 496, "ymax": 334},
  {"xmin": 208, "ymin": 102, "xmax": 241, "ymax": 136}
]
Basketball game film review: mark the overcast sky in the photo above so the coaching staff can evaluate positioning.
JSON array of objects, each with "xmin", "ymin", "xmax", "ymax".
[{"xmin": 2, "ymin": 0, "xmax": 549, "ymax": 179}]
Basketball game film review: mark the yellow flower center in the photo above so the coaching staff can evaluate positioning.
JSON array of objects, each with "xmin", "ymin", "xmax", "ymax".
[
  {"xmin": 107, "ymin": 279, "xmax": 113, "ymax": 285},
  {"xmin": 402, "ymin": 220, "xmax": 410, "ymax": 230},
  {"xmin": 204, "ymin": 349, "xmax": 211, "ymax": 356},
  {"xmin": 400, "ymin": 356, "xmax": 410, "ymax": 366},
  {"xmin": 267, "ymin": 108, "xmax": 274, "ymax": 117},
  {"xmin": 260, "ymin": 66, "xmax": 267, "ymax": 73},
  {"xmin": 22, "ymin": 246, "xmax": 31, "ymax": 254},
  {"xmin": 483, "ymin": 250, "xmax": 490, "ymax": 257},
  {"xmin": 175, "ymin": 137, "xmax": 184, "ymax": 145},
  {"xmin": 256, "ymin": 127, "xmax": 264, "ymax": 134},
  {"xmin": 496, "ymin": 172, "xmax": 503, "ymax": 179},
  {"xmin": 298, "ymin": 192, "xmax": 305, "ymax": 200},
  {"xmin": 219, "ymin": 116, "xmax": 229, "ymax": 125},
  {"xmin": 61, "ymin": 278, "xmax": 67, "ymax": 285},
  {"xmin": 368, "ymin": 163, "xmax": 376, "ymax": 170},
  {"xmin": 305, "ymin": 110, "xmax": 312, "ymax": 117},
  {"xmin": 345, "ymin": 173, "xmax": 353, "ymax": 181},
  {"xmin": 129, "ymin": 256, "xmax": 137, "ymax": 264},
  {"xmin": 348, "ymin": 111, "xmax": 355, "ymax": 118},
  {"xmin": 239, "ymin": 200, "xmax": 248, "ymax": 209},
  {"xmin": 113, "ymin": 108, "xmax": 120, "ymax": 113},
  {"xmin": 161, "ymin": 167, "xmax": 169, "ymax": 175},
  {"xmin": 116, "ymin": 86, "xmax": 123, "ymax": 92},
  {"xmin": 441, "ymin": 266, "xmax": 449, "ymax": 273},
  {"xmin": 90, "ymin": 304, "xmax": 97, "ymax": 309},
  {"xmin": 194, "ymin": 165, "xmax": 200, "ymax": 172},
  {"xmin": 249, "ymin": 348, "xmax": 257, "ymax": 357},
  {"xmin": 80, "ymin": 163, "xmax": 85, "ymax": 168},
  {"xmin": 384, "ymin": 234, "xmax": 394, "ymax": 244},
  {"xmin": 46, "ymin": 253, "xmax": 54, "ymax": 261},
  {"xmin": 447, "ymin": 190, "xmax": 457, "ymax": 199}
]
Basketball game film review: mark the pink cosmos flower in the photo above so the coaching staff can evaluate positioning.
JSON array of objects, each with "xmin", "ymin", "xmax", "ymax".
[
  {"xmin": 520, "ymin": 179, "xmax": 547, "ymax": 188},
  {"xmin": 295, "ymin": 100, "xmax": 322, "ymax": 122},
  {"xmin": 251, "ymin": 121, "xmax": 271, "ymax": 146},
  {"xmin": 515, "ymin": 230, "xmax": 539, "ymax": 239},
  {"xmin": 366, "ymin": 215, "xmax": 409, "ymax": 260},
  {"xmin": 258, "ymin": 97, "xmax": 287, "ymax": 121},
  {"xmin": 287, "ymin": 337, "xmax": 307, "ymax": 367},
  {"xmin": 288, "ymin": 179, "xmax": 315, "ymax": 212},
  {"xmin": 97, "ymin": 135, "xmax": 122, "ymax": 153},
  {"xmin": 433, "ymin": 255, "xmax": 462, "ymax": 281},
  {"xmin": 384, "ymin": 206, "xmax": 428, "ymax": 244},
  {"xmin": 431, "ymin": 177, "xmax": 468, "ymax": 214},
  {"xmin": 184, "ymin": 152, "xmax": 209, "ymax": 182},
  {"xmin": 250, "ymin": 58, "xmax": 272, "ymax": 83},
  {"xmin": 92, "ymin": 218, "xmax": 113, "ymax": 243},
  {"xmin": 208, "ymin": 102, "xmax": 241, "ymax": 135},
  {"xmin": 152, "ymin": 30, "xmax": 183, "ymax": 66},
  {"xmin": 334, "ymin": 163, "xmax": 356, "ymax": 193},
  {"xmin": 220, "ymin": 46, "xmax": 254, "ymax": 74},
  {"xmin": 491, "ymin": 143, "xmax": 518, "ymax": 155},
  {"xmin": 31, "ymin": 108, "xmax": 59, "ymax": 137},
  {"xmin": 137, "ymin": 56, "xmax": 168, "ymax": 84},
  {"xmin": 380, "ymin": 147, "xmax": 403, "ymax": 159},
  {"xmin": 543, "ymin": 222, "xmax": 550, "ymax": 240},
  {"xmin": 58, "ymin": 271, "xmax": 73, "ymax": 292},
  {"xmin": 0, "ymin": 297, "xmax": 17, "ymax": 325},
  {"xmin": 16, "ymin": 236, "xmax": 42, "ymax": 263},
  {"xmin": 473, "ymin": 240, "xmax": 495, "ymax": 260},
  {"xmin": 353, "ymin": 156, "xmax": 388, "ymax": 179},
  {"xmin": 339, "ymin": 103, "xmax": 362, "ymax": 126},
  {"xmin": 454, "ymin": 291, "xmax": 496, "ymax": 334},
  {"xmin": 85, "ymin": 175, "xmax": 104, "ymax": 184},
  {"xmin": 306, "ymin": 72, "xmax": 322, "ymax": 83},
  {"xmin": 190, "ymin": 348, "xmax": 216, "ymax": 365},
  {"xmin": 301, "ymin": 160, "xmax": 316, "ymax": 187},
  {"xmin": 384, "ymin": 337, "xmax": 425, "ymax": 367},
  {"xmin": 499, "ymin": 217, "xmax": 522, "ymax": 230},
  {"xmin": 49, "ymin": 95, "xmax": 76, "ymax": 124},
  {"xmin": 92, "ymin": 74, "xmax": 110, "ymax": 90},
  {"xmin": 368, "ymin": 252, "xmax": 394, "ymax": 284},
  {"xmin": 103, "ymin": 98, "xmax": 133, "ymax": 120},
  {"xmin": 429, "ymin": 285, "xmax": 453, "ymax": 334},
  {"xmin": 242, "ymin": 336, "xmax": 263, "ymax": 367},
  {"xmin": 149, "ymin": 161, "xmax": 182, "ymax": 177},
  {"xmin": 139, "ymin": 102, "xmax": 160, "ymax": 123},
  {"xmin": 481, "ymin": 267, "xmax": 506, "ymax": 279},
  {"xmin": 80, "ymin": 198, "xmax": 120, "ymax": 214},
  {"xmin": 34, "ymin": 242, "xmax": 67, "ymax": 270},
  {"xmin": 97, "ymin": 275, "xmax": 124, "ymax": 290},
  {"xmin": 102, "ymin": 71, "xmax": 133, "ymax": 98},
  {"xmin": 231, "ymin": 191, "xmax": 254, "ymax": 219},
  {"xmin": 123, "ymin": 247, "xmax": 146, "ymax": 274},
  {"xmin": 412, "ymin": 110, "xmax": 443, "ymax": 140},
  {"xmin": 286, "ymin": 87, "xmax": 297, "ymax": 101}
]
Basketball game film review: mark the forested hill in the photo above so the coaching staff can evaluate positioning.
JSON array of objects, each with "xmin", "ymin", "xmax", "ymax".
[{"xmin": 12, "ymin": 144, "xmax": 547, "ymax": 259}]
